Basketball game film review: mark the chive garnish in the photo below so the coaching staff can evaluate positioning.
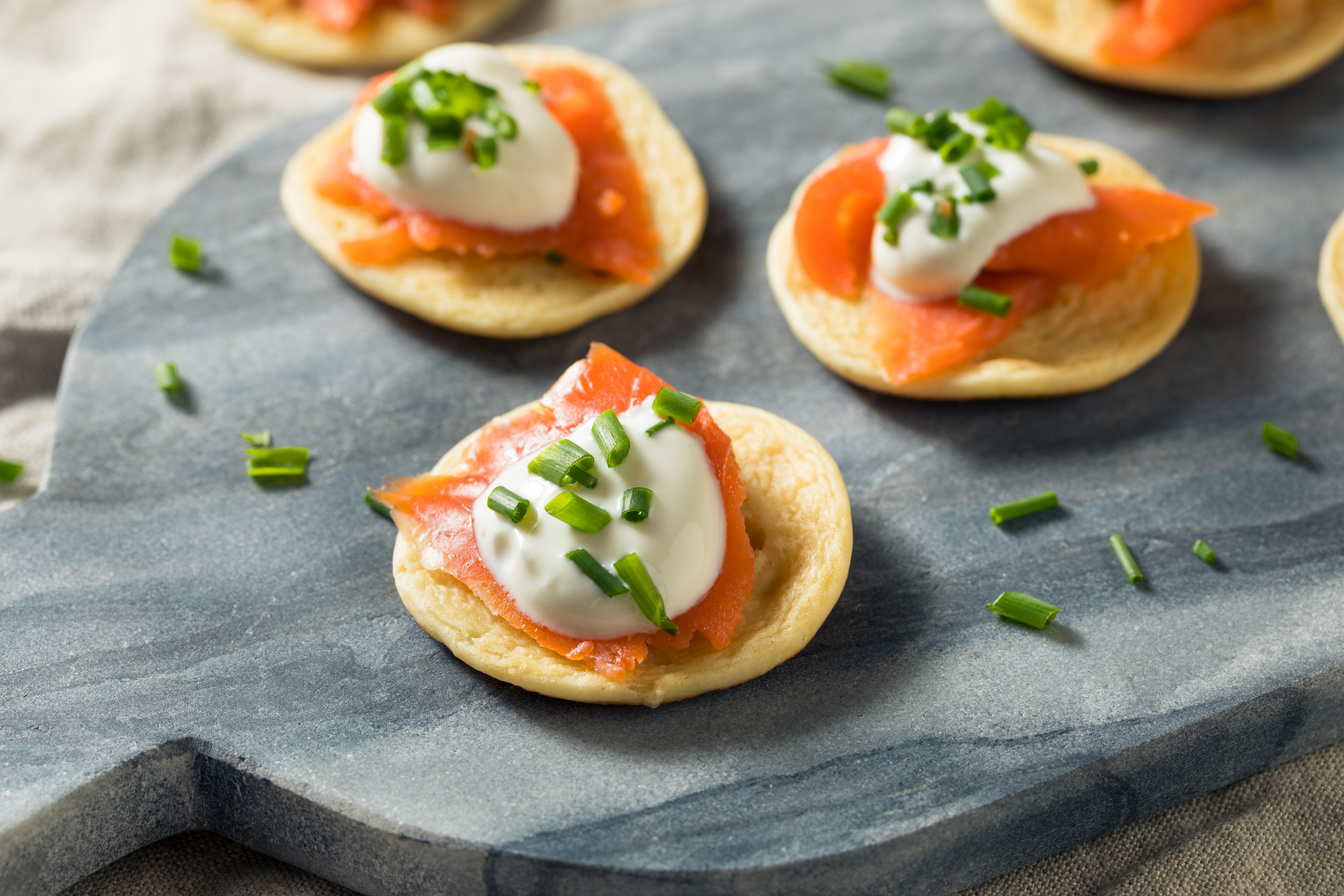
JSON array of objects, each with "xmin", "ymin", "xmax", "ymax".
[
  {"xmin": 939, "ymin": 131, "xmax": 975, "ymax": 163},
  {"xmin": 930, "ymin": 197, "xmax": 959, "ymax": 239},
  {"xmin": 819, "ymin": 58, "xmax": 891, "ymax": 99},
  {"xmin": 958, "ymin": 284, "xmax": 1012, "ymax": 317},
  {"xmin": 922, "ymin": 111, "xmax": 959, "ymax": 151},
  {"xmin": 365, "ymin": 492, "xmax": 393, "ymax": 519},
  {"xmin": 246, "ymin": 446, "xmax": 309, "ymax": 481},
  {"xmin": 483, "ymin": 105, "xmax": 517, "ymax": 140},
  {"xmin": 427, "ymin": 119, "xmax": 464, "ymax": 150},
  {"xmin": 960, "ymin": 164, "xmax": 996, "ymax": 203},
  {"xmin": 966, "ymin": 96, "xmax": 1011, "ymax": 125},
  {"xmin": 154, "ymin": 362, "xmax": 181, "ymax": 393},
  {"xmin": 0, "ymin": 458, "xmax": 23, "ymax": 482},
  {"xmin": 875, "ymin": 191, "xmax": 915, "ymax": 245},
  {"xmin": 487, "ymin": 486, "xmax": 530, "ymax": 523},
  {"xmin": 907, "ymin": 179, "xmax": 934, "ymax": 194},
  {"xmin": 545, "ymin": 250, "xmax": 564, "ymax": 266},
  {"xmin": 371, "ymin": 82, "xmax": 407, "ymax": 117},
  {"xmin": 372, "ymin": 64, "xmax": 517, "ymax": 168},
  {"xmin": 1193, "ymin": 540, "xmax": 1217, "ymax": 564},
  {"xmin": 1262, "ymin": 422, "xmax": 1298, "ymax": 459},
  {"xmin": 986, "ymin": 113, "xmax": 1032, "ymax": 151},
  {"xmin": 1078, "ymin": 158, "xmax": 1099, "ymax": 175},
  {"xmin": 976, "ymin": 160, "xmax": 1001, "ymax": 179},
  {"xmin": 1109, "ymin": 534, "xmax": 1143, "ymax": 584},
  {"xmin": 988, "ymin": 490, "xmax": 1057, "ymax": 524},
  {"xmin": 382, "ymin": 113, "xmax": 408, "ymax": 166},
  {"xmin": 592, "ymin": 410, "xmax": 630, "ymax": 468},
  {"xmin": 169, "ymin": 234, "xmax": 202, "ymax": 272},
  {"xmin": 523, "ymin": 79, "xmax": 541, "ymax": 94},
  {"xmin": 613, "ymin": 552, "xmax": 678, "ymax": 635},
  {"xmin": 529, "ymin": 440, "xmax": 598, "ymax": 489},
  {"xmin": 621, "ymin": 487, "xmax": 653, "ymax": 523},
  {"xmin": 545, "ymin": 492, "xmax": 610, "ymax": 533},
  {"xmin": 566, "ymin": 549, "xmax": 629, "ymax": 597},
  {"xmin": 651, "ymin": 387, "xmax": 703, "ymax": 425},
  {"xmin": 471, "ymin": 135, "xmax": 498, "ymax": 170},
  {"xmin": 241, "ymin": 430, "xmax": 272, "ymax": 448},
  {"xmin": 646, "ymin": 416, "xmax": 676, "ymax": 436},
  {"xmin": 885, "ymin": 107, "xmax": 926, "ymax": 137},
  {"xmin": 985, "ymin": 591, "xmax": 1059, "ymax": 629}
]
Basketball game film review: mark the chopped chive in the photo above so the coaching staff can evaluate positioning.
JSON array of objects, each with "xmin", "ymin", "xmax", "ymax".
[
  {"xmin": 240, "ymin": 430, "xmax": 271, "ymax": 448},
  {"xmin": 960, "ymin": 164, "xmax": 996, "ymax": 203},
  {"xmin": 651, "ymin": 387, "xmax": 703, "ymax": 425},
  {"xmin": 528, "ymin": 440, "xmax": 598, "ymax": 489},
  {"xmin": 907, "ymin": 178, "xmax": 934, "ymax": 194},
  {"xmin": 885, "ymin": 107, "xmax": 926, "ymax": 137},
  {"xmin": 1262, "ymin": 422, "xmax": 1298, "ymax": 459},
  {"xmin": 958, "ymin": 284, "xmax": 1012, "ymax": 317},
  {"xmin": 592, "ymin": 410, "xmax": 630, "ymax": 468},
  {"xmin": 1109, "ymin": 534, "xmax": 1143, "ymax": 584},
  {"xmin": 371, "ymin": 82, "xmax": 407, "ymax": 117},
  {"xmin": 988, "ymin": 490, "xmax": 1057, "ymax": 524},
  {"xmin": 621, "ymin": 487, "xmax": 653, "ymax": 523},
  {"xmin": 544, "ymin": 250, "xmax": 564, "ymax": 265},
  {"xmin": 365, "ymin": 492, "xmax": 393, "ymax": 519},
  {"xmin": 646, "ymin": 416, "xmax": 675, "ymax": 436},
  {"xmin": 875, "ymin": 191, "xmax": 915, "ymax": 245},
  {"xmin": 819, "ymin": 58, "xmax": 890, "ymax": 99},
  {"xmin": 523, "ymin": 79, "xmax": 541, "ymax": 94},
  {"xmin": 986, "ymin": 113, "xmax": 1032, "ymax": 151},
  {"xmin": 1077, "ymin": 158, "xmax": 1099, "ymax": 175},
  {"xmin": 922, "ymin": 111, "xmax": 959, "ymax": 150},
  {"xmin": 382, "ymin": 113, "xmax": 408, "ymax": 166},
  {"xmin": 1193, "ymin": 539, "xmax": 1217, "ymax": 564},
  {"xmin": 483, "ymin": 104, "xmax": 517, "ymax": 140},
  {"xmin": 154, "ymin": 362, "xmax": 181, "ymax": 393},
  {"xmin": 566, "ymin": 549, "xmax": 629, "ymax": 597},
  {"xmin": 985, "ymin": 591, "xmax": 1059, "ymax": 629},
  {"xmin": 246, "ymin": 446, "xmax": 309, "ymax": 481},
  {"xmin": 614, "ymin": 552, "xmax": 678, "ymax": 635},
  {"xmin": 966, "ymin": 96, "xmax": 1011, "ymax": 125},
  {"xmin": 939, "ymin": 131, "xmax": 976, "ymax": 163},
  {"xmin": 427, "ymin": 119, "xmax": 463, "ymax": 150},
  {"xmin": 930, "ymin": 197, "xmax": 959, "ymax": 239},
  {"xmin": 472, "ymin": 134, "xmax": 498, "ymax": 170},
  {"xmin": 544, "ymin": 491, "xmax": 610, "ymax": 533},
  {"xmin": 487, "ymin": 486, "xmax": 530, "ymax": 524},
  {"xmin": 976, "ymin": 160, "xmax": 1001, "ymax": 179},
  {"xmin": 0, "ymin": 458, "xmax": 23, "ymax": 482},
  {"xmin": 169, "ymin": 234, "xmax": 201, "ymax": 272}
]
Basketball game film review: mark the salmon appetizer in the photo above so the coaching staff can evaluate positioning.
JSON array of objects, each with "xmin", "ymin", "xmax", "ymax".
[
  {"xmin": 373, "ymin": 344, "xmax": 852, "ymax": 706},
  {"xmin": 767, "ymin": 98, "xmax": 1215, "ymax": 399},
  {"xmin": 281, "ymin": 43, "xmax": 706, "ymax": 337},
  {"xmin": 1317, "ymin": 209, "xmax": 1344, "ymax": 347},
  {"xmin": 984, "ymin": 0, "xmax": 1344, "ymax": 97},
  {"xmin": 193, "ymin": 0, "xmax": 526, "ymax": 69}
]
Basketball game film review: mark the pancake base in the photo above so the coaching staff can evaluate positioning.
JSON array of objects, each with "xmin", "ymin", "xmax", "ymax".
[
  {"xmin": 281, "ymin": 45, "xmax": 707, "ymax": 339},
  {"xmin": 1317, "ymin": 208, "xmax": 1344, "ymax": 345},
  {"xmin": 984, "ymin": 0, "xmax": 1344, "ymax": 97},
  {"xmin": 193, "ymin": 0, "xmax": 526, "ymax": 69},
  {"xmin": 766, "ymin": 134, "xmax": 1201, "ymax": 400},
  {"xmin": 392, "ymin": 401, "xmax": 853, "ymax": 707}
]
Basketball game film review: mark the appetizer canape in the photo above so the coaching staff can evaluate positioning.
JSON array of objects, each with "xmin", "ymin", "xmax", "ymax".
[
  {"xmin": 281, "ymin": 43, "xmax": 706, "ymax": 337},
  {"xmin": 372, "ymin": 344, "xmax": 852, "ymax": 706},
  {"xmin": 193, "ymin": 0, "xmax": 526, "ymax": 69},
  {"xmin": 984, "ymin": 0, "xmax": 1344, "ymax": 97},
  {"xmin": 1317, "ymin": 209, "xmax": 1344, "ymax": 345},
  {"xmin": 767, "ymin": 98, "xmax": 1215, "ymax": 399}
]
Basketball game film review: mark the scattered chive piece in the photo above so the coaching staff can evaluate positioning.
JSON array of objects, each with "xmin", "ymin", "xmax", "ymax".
[
  {"xmin": 958, "ymin": 284, "xmax": 1012, "ymax": 317},
  {"xmin": 528, "ymin": 439, "xmax": 598, "ymax": 489},
  {"xmin": 241, "ymin": 430, "xmax": 272, "ymax": 448},
  {"xmin": 427, "ymin": 119, "xmax": 464, "ymax": 150},
  {"xmin": 382, "ymin": 113, "xmax": 408, "ymax": 166},
  {"xmin": 966, "ymin": 96, "xmax": 1011, "ymax": 125},
  {"xmin": 1109, "ymin": 534, "xmax": 1143, "ymax": 584},
  {"xmin": 986, "ymin": 113, "xmax": 1032, "ymax": 151},
  {"xmin": 985, "ymin": 591, "xmax": 1059, "ymax": 629},
  {"xmin": 566, "ymin": 549, "xmax": 629, "ymax": 597},
  {"xmin": 544, "ymin": 250, "xmax": 564, "ymax": 265},
  {"xmin": 976, "ymin": 160, "xmax": 1001, "ymax": 179},
  {"xmin": 544, "ymin": 491, "xmax": 610, "ymax": 533},
  {"xmin": 988, "ymin": 490, "xmax": 1058, "ymax": 524},
  {"xmin": 930, "ymin": 196, "xmax": 959, "ymax": 239},
  {"xmin": 651, "ymin": 386, "xmax": 703, "ymax": 425},
  {"xmin": 875, "ymin": 191, "xmax": 915, "ymax": 244},
  {"xmin": 168, "ymin": 234, "xmax": 201, "ymax": 272},
  {"xmin": 621, "ymin": 487, "xmax": 653, "ymax": 523},
  {"xmin": 246, "ymin": 446, "xmax": 310, "ymax": 481},
  {"xmin": 820, "ymin": 58, "xmax": 891, "ymax": 99},
  {"xmin": 523, "ymin": 79, "xmax": 541, "ymax": 94},
  {"xmin": 371, "ymin": 82, "xmax": 407, "ymax": 117},
  {"xmin": 471, "ymin": 134, "xmax": 498, "ymax": 170},
  {"xmin": 487, "ymin": 486, "xmax": 530, "ymax": 523},
  {"xmin": 646, "ymin": 416, "xmax": 676, "ymax": 436},
  {"xmin": 365, "ymin": 492, "xmax": 393, "ymax": 519},
  {"xmin": 885, "ymin": 107, "xmax": 925, "ymax": 136},
  {"xmin": 908, "ymin": 178, "xmax": 934, "ymax": 194},
  {"xmin": 939, "ymin": 131, "xmax": 976, "ymax": 163},
  {"xmin": 1077, "ymin": 158, "xmax": 1099, "ymax": 175},
  {"xmin": 0, "ymin": 458, "xmax": 23, "ymax": 482},
  {"xmin": 614, "ymin": 552, "xmax": 678, "ymax": 634},
  {"xmin": 922, "ymin": 111, "xmax": 959, "ymax": 150},
  {"xmin": 960, "ymin": 163, "xmax": 996, "ymax": 203},
  {"xmin": 1262, "ymin": 422, "xmax": 1298, "ymax": 459},
  {"xmin": 483, "ymin": 105, "xmax": 517, "ymax": 140},
  {"xmin": 592, "ymin": 410, "xmax": 630, "ymax": 468},
  {"xmin": 1193, "ymin": 539, "xmax": 1217, "ymax": 564},
  {"xmin": 154, "ymin": 362, "xmax": 181, "ymax": 393}
]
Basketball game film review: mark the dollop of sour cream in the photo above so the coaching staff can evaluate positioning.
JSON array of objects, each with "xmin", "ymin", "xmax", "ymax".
[
  {"xmin": 351, "ymin": 43, "xmax": 580, "ymax": 231},
  {"xmin": 869, "ymin": 114, "xmax": 1095, "ymax": 302},
  {"xmin": 472, "ymin": 400, "xmax": 727, "ymax": 640}
]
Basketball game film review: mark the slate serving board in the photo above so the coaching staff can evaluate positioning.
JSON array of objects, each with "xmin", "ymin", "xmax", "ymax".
[{"xmin": 5, "ymin": 0, "xmax": 1344, "ymax": 893}]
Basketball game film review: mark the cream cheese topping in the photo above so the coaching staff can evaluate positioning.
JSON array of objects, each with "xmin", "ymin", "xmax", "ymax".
[
  {"xmin": 351, "ymin": 43, "xmax": 580, "ymax": 231},
  {"xmin": 472, "ymin": 400, "xmax": 726, "ymax": 640},
  {"xmin": 869, "ymin": 114, "xmax": 1095, "ymax": 302}
]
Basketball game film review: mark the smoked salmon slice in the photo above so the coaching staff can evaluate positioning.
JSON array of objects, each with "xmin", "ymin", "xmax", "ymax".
[
  {"xmin": 298, "ymin": 0, "xmax": 458, "ymax": 32},
  {"xmin": 372, "ymin": 344, "xmax": 754, "ymax": 680},
  {"xmin": 1098, "ymin": 0, "xmax": 1257, "ymax": 64}
]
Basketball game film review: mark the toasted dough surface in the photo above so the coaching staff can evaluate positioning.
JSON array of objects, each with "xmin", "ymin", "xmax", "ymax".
[
  {"xmin": 1317, "ymin": 209, "xmax": 1344, "ymax": 345},
  {"xmin": 193, "ymin": 0, "xmax": 526, "ymax": 69},
  {"xmin": 392, "ymin": 401, "xmax": 852, "ymax": 707},
  {"xmin": 985, "ymin": 0, "xmax": 1344, "ymax": 97},
  {"xmin": 280, "ymin": 45, "xmax": 707, "ymax": 338},
  {"xmin": 767, "ymin": 134, "xmax": 1201, "ymax": 399}
]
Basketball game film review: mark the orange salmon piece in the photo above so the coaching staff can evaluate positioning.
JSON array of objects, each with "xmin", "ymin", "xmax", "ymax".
[
  {"xmin": 793, "ymin": 137, "xmax": 889, "ymax": 298},
  {"xmin": 373, "ymin": 344, "xmax": 754, "ymax": 680},
  {"xmin": 1098, "ymin": 0, "xmax": 1257, "ymax": 63},
  {"xmin": 297, "ymin": 0, "xmax": 458, "ymax": 31}
]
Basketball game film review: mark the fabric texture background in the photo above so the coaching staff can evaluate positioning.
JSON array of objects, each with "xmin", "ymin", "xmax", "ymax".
[{"xmin": 0, "ymin": 0, "xmax": 1336, "ymax": 893}]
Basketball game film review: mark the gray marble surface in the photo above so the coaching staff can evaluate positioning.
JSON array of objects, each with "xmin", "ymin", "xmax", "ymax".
[{"xmin": 4, "ymin": 0, "xmax": 1344, "ymax": 894}]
